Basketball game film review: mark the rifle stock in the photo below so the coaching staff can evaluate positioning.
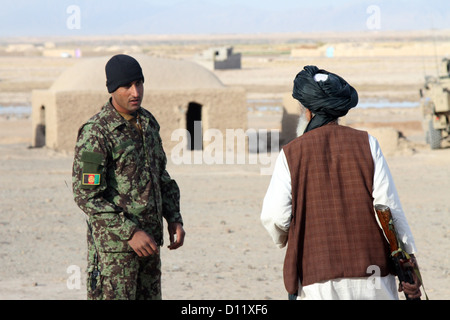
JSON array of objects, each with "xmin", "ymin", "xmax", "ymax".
[
  {"xmin": 374, "ymin": 204, "xmax": 421, "ymax": 300},
  {"xmin": 374, "ymin": 204, "xmax": 399, "ymax": 254}
]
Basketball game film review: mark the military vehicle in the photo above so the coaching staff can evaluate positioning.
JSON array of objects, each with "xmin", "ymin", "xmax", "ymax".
[{"xmin": 420, "ymin": 58, "xmax": 450, "ymax": 149}]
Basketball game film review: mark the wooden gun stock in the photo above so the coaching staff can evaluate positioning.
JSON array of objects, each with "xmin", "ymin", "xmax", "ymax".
[
  {"xmin": 374, "ymin": 204, "xmax": 400, "ymax": 255},
  {"xmin": 374, "ymin": 204, "xmax": 421, "ymax": 300}
]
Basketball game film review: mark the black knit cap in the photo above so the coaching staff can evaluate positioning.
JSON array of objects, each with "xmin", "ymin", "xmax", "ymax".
[{"xmin": 105, "ymin": 54, "xmax": 144, "ymax": 93}]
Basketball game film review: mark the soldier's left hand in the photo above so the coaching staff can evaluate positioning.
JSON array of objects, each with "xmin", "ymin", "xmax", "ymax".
[{"xmin": 167, "ymin": 222, "xmax": 185, "ymax": 250}]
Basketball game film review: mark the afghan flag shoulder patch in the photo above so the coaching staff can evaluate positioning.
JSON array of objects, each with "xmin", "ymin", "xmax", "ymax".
[{"xmin": 82, "ymin": 173, "xmax": 101, "ymax": 186}]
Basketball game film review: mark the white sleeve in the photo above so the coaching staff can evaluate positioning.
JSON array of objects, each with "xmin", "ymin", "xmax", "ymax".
[
  {"xmin": 260, "ymin": 149, "xmax": 292, "ymax": 248},
  {"xmin": 369, "ymin": 134, "xmax": 417, "ymax": 254}
]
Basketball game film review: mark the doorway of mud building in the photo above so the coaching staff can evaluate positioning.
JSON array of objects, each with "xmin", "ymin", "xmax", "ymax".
[
  {"xmin": 34, "ymin": 105, "xmax": 46, "ymax": 147},
  {"xmin": 186, "ymin": 102, "xmax": 202, "ymax": 150}
]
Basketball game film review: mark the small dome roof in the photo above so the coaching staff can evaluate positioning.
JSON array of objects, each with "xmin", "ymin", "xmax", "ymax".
[{"xmin": 50, "ymin": 54, "xmax": 224, "ymax": 92}]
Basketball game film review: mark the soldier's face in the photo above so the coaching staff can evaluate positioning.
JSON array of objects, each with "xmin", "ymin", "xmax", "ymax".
[{"xmin": 111, "ymin": 79, "xmax": 144, "ymax": 114}]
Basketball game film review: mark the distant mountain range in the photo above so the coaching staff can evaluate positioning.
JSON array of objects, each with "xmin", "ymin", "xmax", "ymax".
[{"xmin": 0, "ymin": 0, "xmax": 449, "ymax": 37}]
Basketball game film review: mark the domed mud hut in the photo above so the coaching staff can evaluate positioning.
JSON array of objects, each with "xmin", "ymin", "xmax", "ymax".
[{"xmin": 31, "ymin": 54, "xmax": 247, "ymax": 155}]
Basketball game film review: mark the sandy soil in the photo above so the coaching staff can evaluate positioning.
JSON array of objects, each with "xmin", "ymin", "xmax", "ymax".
[
  {"xmin": 0, "ymin": 33, "xmax": 449, "ymax": 300},
  {"xmin": 0, "ymin": 111, "xmax": 448, "ymax": 300}
]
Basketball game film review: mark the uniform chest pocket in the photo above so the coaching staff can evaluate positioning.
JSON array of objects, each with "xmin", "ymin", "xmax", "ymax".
[
  {"xmin": 112, "ymin": 140, "xmax": 135, "ymax": 159},
  {"xmin": 112, "ymin": 140, "xmax": 141, "ymax": 173}
]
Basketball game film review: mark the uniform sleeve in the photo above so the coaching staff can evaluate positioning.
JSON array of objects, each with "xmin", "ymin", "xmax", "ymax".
[
  {"xmin": 146, "ymin": 110, "xmax": 183, "ymax": 225},
  {"xmin": 260, "ymin": 149, "xmax": 292, "ymax": 248},
  {"xmin": 369, "ymin": 134, "xmax": 417, "ymax": 254},
  {"xmin": 72, "ymin": 123, "xmax": 137, "ymax": 241},
  {"xmin": 160, "ymin": 153, "xmax": 183, "ymax": 225}
]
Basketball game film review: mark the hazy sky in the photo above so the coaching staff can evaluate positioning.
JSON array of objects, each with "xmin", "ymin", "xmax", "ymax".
[
  {"xmin": 0, "ymin": 0, "xmax": 448, "ymax": 37},
  {"xmin": 147, "ymin": 0, "xmax": 335, "ymax": 10}
]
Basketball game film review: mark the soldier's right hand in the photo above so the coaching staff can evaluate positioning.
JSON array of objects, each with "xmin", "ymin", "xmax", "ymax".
[{"xmin": 128, "ymin": 229, "xmax": 159, "ymax": 257}]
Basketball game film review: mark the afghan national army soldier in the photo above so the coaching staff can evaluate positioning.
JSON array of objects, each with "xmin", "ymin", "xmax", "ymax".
[{"xmin": 72, "ymin": 54, "xmax": 185, "ymax": 300}]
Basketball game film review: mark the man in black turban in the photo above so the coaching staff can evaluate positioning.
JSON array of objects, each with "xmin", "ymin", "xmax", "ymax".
[
  {"xmin": 261, "ymin": 66, "xmax": 422, "ymax": 300},
  {"xmin": 292, "ymin": 65, "xmax": 359, "ymax": 133}
]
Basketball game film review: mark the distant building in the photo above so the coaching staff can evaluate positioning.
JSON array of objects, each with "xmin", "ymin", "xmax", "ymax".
[
  {"xmin": 291, "ymin": 41, "xmax": 450, "ymax": 58},
  {"xmin": 42, "ymin": 49, "xmax": 77, "ymax": 58},
  {"xmin": 31, "ymin": 54, "xmax": 246, "ymax": 155},
  {"xmin": 280, "ymin": 93, "xmax": 301, "ymax": 146},
  {"xmin": 194, "ymin": 47, "xmax": 241, "ymax": 70}
]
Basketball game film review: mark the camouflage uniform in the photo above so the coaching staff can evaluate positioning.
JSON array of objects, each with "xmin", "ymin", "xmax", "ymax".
[{"xmin": 72, "ymin": 99, "xmax": 183, "ymax": 300}]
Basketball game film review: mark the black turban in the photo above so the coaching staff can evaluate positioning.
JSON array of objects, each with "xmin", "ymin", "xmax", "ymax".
[{"xmin": 292, "ymin": 65, "xmax": 358, "ymax": 133}]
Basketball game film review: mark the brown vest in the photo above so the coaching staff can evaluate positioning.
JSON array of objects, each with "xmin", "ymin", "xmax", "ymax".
[{"xmin": 282, "ymin": 123, "xmax": 391, "ymax": 294}]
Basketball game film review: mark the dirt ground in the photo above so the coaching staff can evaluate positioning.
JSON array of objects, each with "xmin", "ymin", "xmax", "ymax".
[{"xmin": 0, "ymin": 33, "xmax": 449, "ymax": 300}]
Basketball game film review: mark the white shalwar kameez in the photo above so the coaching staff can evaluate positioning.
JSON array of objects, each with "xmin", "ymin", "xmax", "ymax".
[{"xmin": 261, "ymin": 134, "xmax": 417, "ymax": 300}]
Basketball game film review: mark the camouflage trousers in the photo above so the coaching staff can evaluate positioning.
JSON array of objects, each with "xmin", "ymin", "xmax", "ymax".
[{"xmin": 87, "ymin": 250, "xmax": 161, "ymax": 300}]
